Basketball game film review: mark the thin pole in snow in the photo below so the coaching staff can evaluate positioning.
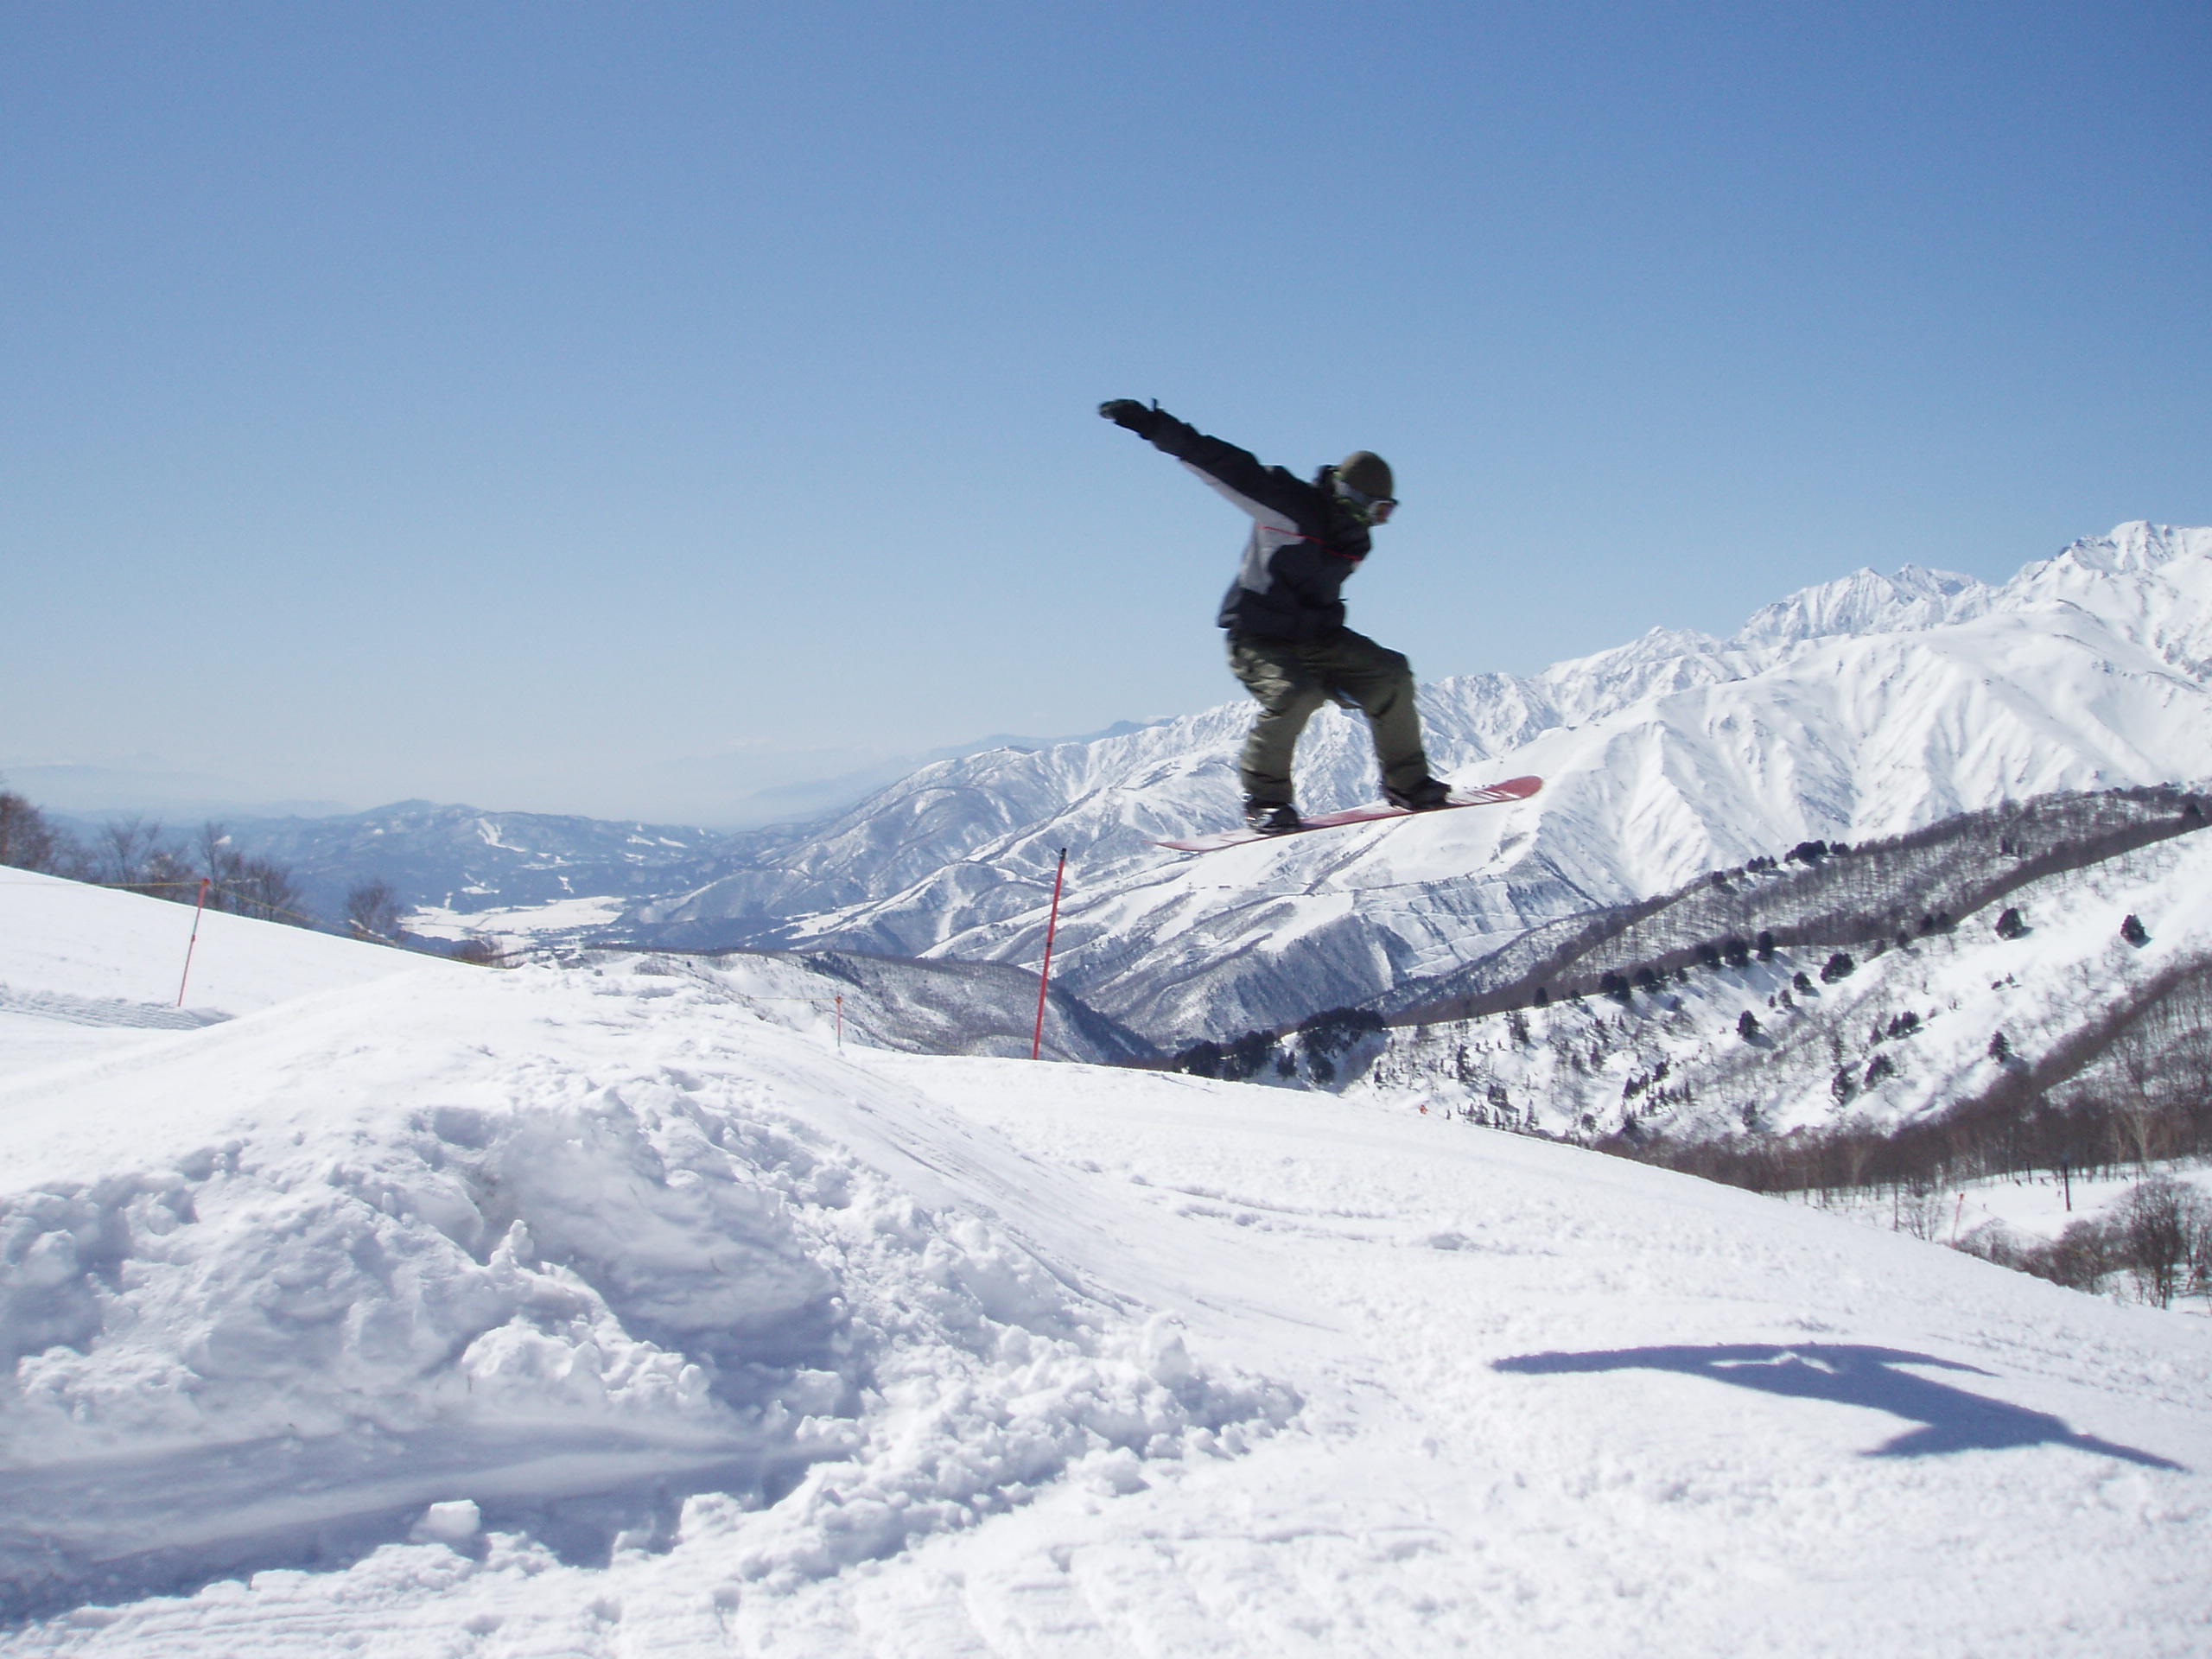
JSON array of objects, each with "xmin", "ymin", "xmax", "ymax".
[
  {"xmin": 835, "ymin": 994, "xmax": 844, "ymax": 1053},
  {"xmin": 1030, "ymin": 848, "xmax": 1068, "ymax": 1061},
  {"xmin": 175, "ymin": 877, "xmax": 212, "ymax": 1007}
]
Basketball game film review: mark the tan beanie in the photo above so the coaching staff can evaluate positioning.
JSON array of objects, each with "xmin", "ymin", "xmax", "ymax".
[{"xmin": 1336, "ymin": 451, "xmax": 1394, "ymax": 499}]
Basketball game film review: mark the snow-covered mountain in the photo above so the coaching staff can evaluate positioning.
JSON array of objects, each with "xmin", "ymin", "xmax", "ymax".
[
  {"xmin": 1195, "ymin": 785, "xmax": 2212, "ymax": 1148},
  {"xmin": 208, "ymin": 800, "xmax": 747, "ymax": 930},
  {"xmin": 622, "ymin": 523, "xmax": 2212, "ymax": 1046},
  {"xmin": 1393, "ymin": 816, "xmax": 2212, "ymax": 1143}
]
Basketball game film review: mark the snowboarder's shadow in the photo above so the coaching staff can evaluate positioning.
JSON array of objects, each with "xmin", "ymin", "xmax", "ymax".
[{"xmin": 1493, "ymin": 1343, "xmax": 2183, "ymax": 1468}]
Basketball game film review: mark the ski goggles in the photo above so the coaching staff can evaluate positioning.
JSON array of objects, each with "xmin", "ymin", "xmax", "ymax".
[{"xmin": 1338, "ymin": 482, "xmax": 1397, "ymax": 524}]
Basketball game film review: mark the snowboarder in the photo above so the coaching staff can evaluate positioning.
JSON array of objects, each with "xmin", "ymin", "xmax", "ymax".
[{"xmin": 1099, "ymin": 399, "xmax": 1452, "ymax": 834}]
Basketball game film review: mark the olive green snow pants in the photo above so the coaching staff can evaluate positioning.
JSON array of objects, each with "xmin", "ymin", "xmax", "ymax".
[{"xmin": 1226, "ymin": 629, "xmax": 1433, "ymax": 805}]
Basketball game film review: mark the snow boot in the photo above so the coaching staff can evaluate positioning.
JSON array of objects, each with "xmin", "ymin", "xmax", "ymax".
[
  {"xmin": 1243, "ymin": 799, "xmax": 1304, "ymax": 835},
  {"xmin": 1384, "ymin": 778, "xmax": 1453, "ymax": 811}
]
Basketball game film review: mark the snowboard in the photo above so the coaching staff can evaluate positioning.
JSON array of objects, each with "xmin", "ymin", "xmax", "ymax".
[{"xmin": 1155, "ymin": 775, "xmax": 1543, "ymax": 854}]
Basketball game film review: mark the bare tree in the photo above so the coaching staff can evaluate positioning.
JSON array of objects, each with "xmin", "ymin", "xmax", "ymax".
[
  {"xmin": 188, "ymin": 820, "xmax": 314, "ymax": 928},
  {"xmin": 2118, "ymin": 1178, "xmax": 2210, "ymax": 1310},
  {"xmin": 441, "ymin": 931, "xmax": 509, "ymax": 967},
  {"xmin": 97, "ymin": 816, "xmax": 168, "ymax": 891},
  {"xmin": 196, "ymin": 820, "xmax": 233, "ymax": 888},
  {"xmin": 2111, "ymin": 1089, "xmax": 2168, "ymax": 1175},
  {"xmin": 1894, "ymin": 1184, "xmax": 1948, "ymax": 1241},
  {"xmin": 225, "ymin": 855, "xmax": 310, "ymax": 925},
  {"xmin": 344, "ymin": 879, "xmax": 405, "ymax": 944},
  {"xmin": 0, "ymin": 787, "xmax": 85, "ymax": 875}
]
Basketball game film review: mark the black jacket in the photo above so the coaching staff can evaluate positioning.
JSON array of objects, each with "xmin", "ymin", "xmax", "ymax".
[{"xmin": 1135, "ymin": 410, "xmax": 1371, "ymax": 643}]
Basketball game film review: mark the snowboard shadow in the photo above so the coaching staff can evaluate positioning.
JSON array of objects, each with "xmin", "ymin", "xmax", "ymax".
[{"xmin": 1492, "ymin": 1343, "xmax": 2183, "ymax": 1468}]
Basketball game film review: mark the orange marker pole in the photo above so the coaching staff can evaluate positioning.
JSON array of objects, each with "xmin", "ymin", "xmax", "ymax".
[
  {"xmin": 176, "ymin": 877, "xmax": 212, "ymax": 1007},
  {"xmin": 1030, "ymin": 849, "xmax": 1068, "ymax": 1061}
]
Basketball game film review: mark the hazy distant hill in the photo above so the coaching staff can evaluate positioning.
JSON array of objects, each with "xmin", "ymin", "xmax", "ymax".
[{"xmin": 210, "ymin": 800, "xmax": 749, "ymax": 925}]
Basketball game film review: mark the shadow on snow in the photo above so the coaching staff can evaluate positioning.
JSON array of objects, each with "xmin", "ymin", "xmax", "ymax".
[
  {"xmin": 1492, "ymin": 1343, "xmax": 2183, "ymax": 1469},
  {"xmin": 0, "ymin": 1425, "xmax": 823, "ymax": 1628}
]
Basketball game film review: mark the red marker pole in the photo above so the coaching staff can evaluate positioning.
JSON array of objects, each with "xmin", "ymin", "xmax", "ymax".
[
  {"xmin": 1030, "ymin": 848, "xmax": 1068, "ymax": 1061},
  {"xmin": 176, "ymin": 877, "xmax": 213, "ymax": 1007}
]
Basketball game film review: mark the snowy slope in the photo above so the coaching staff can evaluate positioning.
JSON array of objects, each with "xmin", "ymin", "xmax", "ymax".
[
  {"xmin": 573, "ymin": 946, "xmax": 1157, "ymax": 1065},
  {"xmin": 3, "ymin": 914, "xmax": 2212, "ymax": 1652},
  {"xmin": 1351, "ymin": 808, "xmax": 2212, "ymax": 1141},
  {"xmin": 622, "ymin": 523, "xmax": 2212, "ymax": 1045},
  {"xmin": 0, "ymin": 870, "xmax": 464, "ymax": 1079}
]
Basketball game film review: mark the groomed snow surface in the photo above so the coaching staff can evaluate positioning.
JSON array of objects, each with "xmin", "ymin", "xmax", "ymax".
[{"xmin": 3, "ymin": 882, "xmax": 2211, "ymax": 1655}]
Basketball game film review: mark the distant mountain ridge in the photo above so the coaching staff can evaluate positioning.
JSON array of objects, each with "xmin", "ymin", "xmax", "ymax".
[
  {"xmin": 210, "ymin": 800, "xmax": 750, "ymax": 927},
  {"xmin": 619, "ymin": 522, "xmax": 2212, "ymax": 1045},
  {"xmin": 100, "ymin": 728, "xmax": 1175, "ymax": 931}
]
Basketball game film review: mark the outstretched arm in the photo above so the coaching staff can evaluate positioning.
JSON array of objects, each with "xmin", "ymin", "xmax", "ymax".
[{"xmin": 1096, "ymin": 400, "xmax": 1310, "ymax": 524}]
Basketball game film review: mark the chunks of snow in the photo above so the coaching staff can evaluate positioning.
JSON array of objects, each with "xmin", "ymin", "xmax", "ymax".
[{"xmin": 409, "ymin": 1500, "xmax": 480, "ymax": 1547}]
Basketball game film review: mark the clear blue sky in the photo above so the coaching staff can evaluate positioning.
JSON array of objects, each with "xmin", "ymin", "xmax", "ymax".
[{"xmin": 6, "ymin": 1, "xmax": 2209, "ymax": 823}]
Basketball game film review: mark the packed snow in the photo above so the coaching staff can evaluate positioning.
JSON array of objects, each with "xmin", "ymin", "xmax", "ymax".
[{"xmin": 3, "ymin": 879, "xmax": 2210, "ymax": 1653}]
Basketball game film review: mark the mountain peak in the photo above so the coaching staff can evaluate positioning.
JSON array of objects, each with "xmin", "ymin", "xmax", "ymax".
[
  {"xmin": 2042, "ymin": 521, "xmax": 2212, "ymax": 577},
  {"xmin": 1729, "ymin": 563, "xmax": 1991, "ymax": 650}
]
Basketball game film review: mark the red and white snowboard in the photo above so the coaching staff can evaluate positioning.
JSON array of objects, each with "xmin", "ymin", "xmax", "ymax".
[{"xmin": 1156, "ymin": 775, "xmax": 1543, "ymax": 854}]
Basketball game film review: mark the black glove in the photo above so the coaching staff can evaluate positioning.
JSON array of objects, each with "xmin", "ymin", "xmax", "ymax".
[{"xmin": 1098, "ymin": 398, "xmax": 1159, "ymax": 434}]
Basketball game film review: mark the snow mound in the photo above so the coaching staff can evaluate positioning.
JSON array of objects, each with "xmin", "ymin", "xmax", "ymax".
[{"xmin": 0, "ymin": 964, "xmax": 1287, "ymax": 1617}]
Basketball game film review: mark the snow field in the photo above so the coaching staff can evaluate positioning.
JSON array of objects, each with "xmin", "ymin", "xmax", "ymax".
[
  {"xmin": 2, "ymin": 884, "xmax": 2211, "ymax": 1652},
  {"xmin": 1815, "ymin": 1160, "xmax": 2212, "ymax": 1266},
  {"xmin": 849, "ymin": 1058, "xmax": 2212, "ymax": 1655},
  {"xmin": 402, "ymin": 894, "xmax": 630, "ymax": 950}
]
